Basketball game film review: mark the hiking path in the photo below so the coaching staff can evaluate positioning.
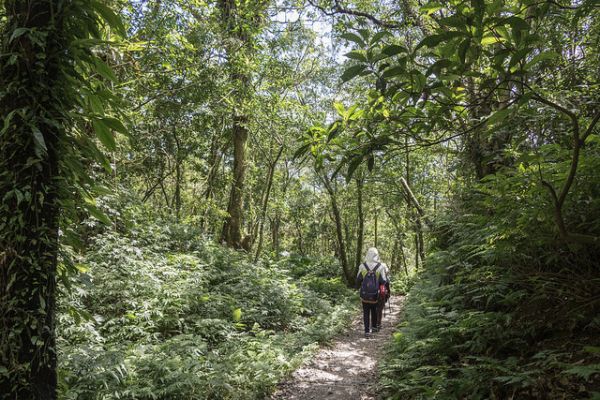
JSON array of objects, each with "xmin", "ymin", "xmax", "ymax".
[{"xmin": 270, "ymin": 295, "xmax": 405, "ymax": 400}]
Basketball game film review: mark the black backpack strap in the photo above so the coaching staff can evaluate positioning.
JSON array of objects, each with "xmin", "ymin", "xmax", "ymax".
[{"xmin": 373, "ymin": 263, "xmax": 381, "ymax": 272}]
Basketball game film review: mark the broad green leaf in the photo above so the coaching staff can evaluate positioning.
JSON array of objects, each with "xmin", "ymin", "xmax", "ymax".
[
  {"xmin": 486, "ymin": 108, "xmax": 511, "ymax": 125},
  {"xmin": 232, "ymin": 308, "xmax": 242, "ymax": 322},
  {"xmin": 9, "ymin": 27, "xmax": 30, "ymax": 43},
  {"xmin": 93, "ymin": 59, "xmax": 117, "ymax": 82},
  {"xmin": 505, "ymin": 16, "xmax": 529, "ymax": 32},
  {"xmin": 357, "ymin": 29, "xmax": 371, "ymax": 42},
  {"xmin": 346, "ymin": 156, "xmax": 363, "ymax": 182},
  {"xmin": 523, "ymin": 51, "xmax": 560, "ymax": 71},
  {"xmin": 292, "ymin": 143, "xmax": 310, "ymax": 160},
  {"xmin": 509, "ymin": 47, "xmax": 532, "ymax": 68},
  {"xmin": 327, "ymin": 121, "xmax": 341, "ymax": 142},
  {"xmin": 382, "ymin": 44, "xmax": 407, "ymax": 57},
  {"xmin": 481, "ymin": 35, "xmax": 506, "ymax": 45},
  {"xmin": 426, "ymin": 59, "xmax": 454, "ymax": 76},
  {"xmin": 439, "ymin": 15, "xmax": 466, "ymax": 29},
  {"xmin": 340, "ymin": 32, "xmax": 366, "ymax": 47},
  {"xmin": 333, "ymin": 102, "xmax": 345, "ymax": 117},
  {"xmin": 31, "ymin": 127, "xmax": 47, "ymax": 157},
  {"xmin": 85, "ymin": 201, "xmax": 111, "ymax": 225},
  {"xmin": 92, "ymin": 119, "xmax": 116, "ymax": 150},
  {"xmin": 416, "ymin": 31, "xmax": 468, "ymax": 50},
  {"xmin": 371, "ymin": 31, "xmax": 391, "ymax": 45},
  {"xmin": 341, "ymin": 64, "xmax": 367, "ymax": 83},
  {"xmin": 98, "ymin": 117, "xmax": 127, "ymax": 135},
  {"xmin": 1, "ymin": 110, "xmax": 17, "ymax": 137},
  {"xmin": 382, "ymin": 66, "xmax": 405, "ymax": 79},
  {"xmin": 411, "ymin": 71, "xmax": 426, "ymax": 92},
  {"xmin": 92, "ymin": 1, "xmax": 126, "ymax": 36},
  {"xmin": 344, "ymin": 50, "xmax": 368, "ymax": 62},
  {"xmin": 420, "ymin": 1, "xmax": 444, "ymax": 15}
]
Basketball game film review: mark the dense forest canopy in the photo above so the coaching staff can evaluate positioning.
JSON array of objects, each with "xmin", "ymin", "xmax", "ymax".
[{"xmin": 0, "ymin": 0, "xmax": 598, "ymax": 399}]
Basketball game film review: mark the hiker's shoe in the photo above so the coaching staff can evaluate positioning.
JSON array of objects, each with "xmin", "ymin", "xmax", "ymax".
[
  {"xmin": 372, "ymin": 327, "xmax": 379, "ymax": 333},
  {"xmin": 364, "ymin": 332, "xmax": 372, "ymax": 339}
]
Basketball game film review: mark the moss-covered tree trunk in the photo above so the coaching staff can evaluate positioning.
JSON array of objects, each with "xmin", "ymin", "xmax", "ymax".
[
  {"xmin": 218, "ymin": 0, "xmax": 269, "ymax": 249},
  {"xmin": 0, "ymin": 1, "xmax": 66, "ymax": 397}
]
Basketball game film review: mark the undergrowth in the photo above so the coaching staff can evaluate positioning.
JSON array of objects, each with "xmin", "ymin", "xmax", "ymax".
[
  {"xmin": 57, "ymin": 219, "xmax": 355, "ymax": 399},
  {"xmin": 380, "ymin": 148, "xmax": 600, "ymax": 399}
]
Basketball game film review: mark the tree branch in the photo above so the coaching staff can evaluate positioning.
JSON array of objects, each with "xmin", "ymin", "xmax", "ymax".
[
  {"xmin": 307, "ymin": 0, "xmax": 402, "ymax": 29},
  {"xmin": 582, "ymin": 111, "xmax": 600, "ymax": 142}
]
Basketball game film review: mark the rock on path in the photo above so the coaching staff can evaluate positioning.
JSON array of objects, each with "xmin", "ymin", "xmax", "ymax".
[{"xmin": 270, "ymin": 295, "xmax": 404, "ymax": 400}]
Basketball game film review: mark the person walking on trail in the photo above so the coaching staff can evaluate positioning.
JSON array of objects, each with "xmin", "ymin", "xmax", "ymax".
[{"xmin": 356, "ymin": 247, "xmax": 388, "ymax": 338}]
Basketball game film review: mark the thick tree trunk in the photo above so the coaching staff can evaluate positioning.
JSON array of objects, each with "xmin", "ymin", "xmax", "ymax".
[
  {"xmin": 217, "ymin": 0, "xmax": 269, "ymax": 249},
  {"xmin": 221, "ymin": 114, "xmax": 248, "ymax": 248},
  {"xmin": 0, "ymin": 1, "xmax": 71, "ymax": 397}
]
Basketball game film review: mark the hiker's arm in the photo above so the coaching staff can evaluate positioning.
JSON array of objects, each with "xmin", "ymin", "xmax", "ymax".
[
  {"xmin": 381, "ymin": 264, "xmax": 390, "ymax": 283},
  {"xmin": 379, "ymin": 268, "xmax": 388, "ymax": 284}
]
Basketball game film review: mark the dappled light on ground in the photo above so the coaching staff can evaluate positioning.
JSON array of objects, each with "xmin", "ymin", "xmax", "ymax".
[{"xmin": 272, "ymin": 296, "xmax": 404, "ymax": 400}]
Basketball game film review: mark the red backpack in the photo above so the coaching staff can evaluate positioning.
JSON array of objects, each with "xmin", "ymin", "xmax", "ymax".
[{"xmin": 379, "ymin": 283, "xmax": 387, "ymax": 300}]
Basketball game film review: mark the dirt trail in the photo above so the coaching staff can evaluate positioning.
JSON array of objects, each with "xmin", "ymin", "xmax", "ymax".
[{"xmin": 270, "ymin": 295, "xmax": 404, "ymax": 400}]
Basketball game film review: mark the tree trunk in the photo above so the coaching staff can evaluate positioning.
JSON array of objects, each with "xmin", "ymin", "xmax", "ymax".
[
  {"xmin": 320, "ymin": 174, "xmax": 353, "ymax": 285},
  {"xmin": 221, "ymin": 114, "xmax": 248, "ymax": 248},
  {"xmin": 416, "ymin": 216, "xmax": 425, "ymax": 264},
  {"xmin": 271, "ymin": 213, "xmax": 281, "ymax": 253},
  {"xmin": 295, "ymin": 218, "xmax": 305, "ymax": 254},
  {"xmin": 200, "ymin": 132, "xmax": 225, "ymax": 233},
  {"xmin": 374, "ymin": 208, "xmax": 378, "ymax": 248},
  {"xmin": 254, "ymin": 145, "xmax": 284, "ymax": 261},
  {"xmin": 399, "ymin": 237, "xmax": 409, "ymax": 276},
  {"xmin": 354, "ymin": 177, "xmax": 365, "ymax": 269},
  {"xmin": 217, "ymin": 0, "xmax": 269, "ymax": 249},
  {"xmin": 218, "ymin": 0, "xmax": 249, "ymax": 249},
  {"xmin": 414, "ymin": 226, "xmax": 420, "ymax": 270},
  {"xmin": 0, "ymin": 1, "xmax": 76, "ymax": 397},
  {"xmin": 172, "ymin": 127, "xmax": 183, "ymax": 221}
]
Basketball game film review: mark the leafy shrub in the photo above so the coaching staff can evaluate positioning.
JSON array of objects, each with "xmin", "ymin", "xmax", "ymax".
[
  {"xmin": 380, "ymin": 153, "xmax": 600, "ymax": 399},
  {"xmin": 57, "ymin": 222, "xmax": 355, "ymax": 399}
]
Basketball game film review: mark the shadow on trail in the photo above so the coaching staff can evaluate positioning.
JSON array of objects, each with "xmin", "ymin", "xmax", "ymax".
[{"xmin": 271, "ymin": 295, "xmax": 405, "ymax": 400}]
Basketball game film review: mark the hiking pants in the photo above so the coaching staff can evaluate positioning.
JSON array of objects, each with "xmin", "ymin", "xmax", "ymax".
[{"xmin": 362, "ymin": 302, "xmax": 377, "ymax": 333}]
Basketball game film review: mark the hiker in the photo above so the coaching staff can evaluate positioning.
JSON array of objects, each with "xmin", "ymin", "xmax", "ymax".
[{"xmin": 356, "ymin": 247, "xmax": 388, "ymax": 338}]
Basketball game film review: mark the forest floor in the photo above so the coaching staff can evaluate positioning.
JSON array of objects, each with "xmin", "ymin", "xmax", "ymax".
[{"xmin": 270, "ymin": 295, "xmax": 405, "ymax": 400}]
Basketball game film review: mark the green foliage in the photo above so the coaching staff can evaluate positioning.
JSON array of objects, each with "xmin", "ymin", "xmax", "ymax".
[
  {"xmin": 57, "ymin": 218, "xmax": 355, "ymax": 399},
  {"xmin": 0, "ymin": 0, "xmax": 125, "ymax": 395},
  {"xmin": 380, "ymin": 149, "xmax": 600, "ymax": 399}
]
